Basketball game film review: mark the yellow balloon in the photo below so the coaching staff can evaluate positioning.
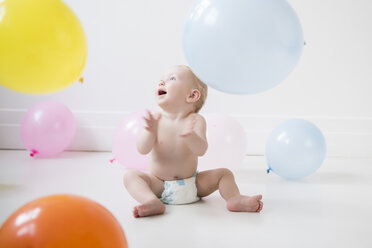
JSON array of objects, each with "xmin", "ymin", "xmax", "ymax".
[{"xmin": 0, "ymin": 0, "xmax": 87, "ymax": 94}]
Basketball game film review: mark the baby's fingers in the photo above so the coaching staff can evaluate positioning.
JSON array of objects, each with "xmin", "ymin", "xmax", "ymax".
[
  {"xmin": 146, "ymin": 110, "xmax": 155, "ymax": 121},
  {"xmin": 144, "ymin": 125, "xmax": 152, "ymax": 132},
  {"xmin": 144, "ymin": 118, "xmax": 153, "ymax": 128},
  {"xmin": 144, "ymin": 119, "xmax": 154, "ymax": 131},
  {"xmin": 143, "ymin": 115, "xmax": 155, "ymax": 125},
  {"xmin": 142, "ymin": 110, "xmax": 152, "ymax": 122}
]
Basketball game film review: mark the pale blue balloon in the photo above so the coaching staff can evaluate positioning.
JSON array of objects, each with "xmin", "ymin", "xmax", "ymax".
[
  {"xmin": 266, "ymin": 119, "xmax": 326, "ymax": 179},
  {"xmin": 182, "ymin": 0, "xmax": 304, "ymax": 94}
]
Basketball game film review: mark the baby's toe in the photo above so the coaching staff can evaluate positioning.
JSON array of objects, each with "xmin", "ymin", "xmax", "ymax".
[
  {"xmin": 255, "ymin": 195, "xmax": 263, "ymax": 201},
  {"xmin": 133, "ymin": 206, "xmax": 140, "ymax": 218},
  {"xmin": 257, "ymin": 202, "xmax": 263, "ymax": 212}
]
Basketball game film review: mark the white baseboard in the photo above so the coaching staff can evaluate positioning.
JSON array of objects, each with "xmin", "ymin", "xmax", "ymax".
[{"xmin": 1, "ymin": 109, "xmax": 371, "ymax": 157}]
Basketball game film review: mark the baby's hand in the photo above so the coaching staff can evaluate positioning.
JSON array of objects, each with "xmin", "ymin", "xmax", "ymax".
[
  {"xmin": 143, "ymin": 110, "xmax": 161, "ymax": 136},
  {"xmin": 180, "ymin": 114, "xmax": 197, "ymax": 138}
]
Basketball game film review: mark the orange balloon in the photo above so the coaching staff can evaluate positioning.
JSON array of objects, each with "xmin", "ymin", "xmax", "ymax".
[{"xmin": 0, "ymin": 194, "xmax": 128, "ymax": 248}]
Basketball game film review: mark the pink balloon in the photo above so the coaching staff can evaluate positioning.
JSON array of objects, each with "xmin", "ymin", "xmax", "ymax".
[
  {"xmin": 21, "ymin": 101, "xmax": 76, "ymax": 158},
  {"xmin": 112, "ymin": 110, "xmax": 149, "ymax": 171},
  {"xmin": 199, "ymin": 114, "xmax": 247, "ymax": 170}
]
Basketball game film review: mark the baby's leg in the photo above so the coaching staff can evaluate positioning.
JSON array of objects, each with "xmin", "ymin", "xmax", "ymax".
[
  {"xmin": 196, "ymin": 168, "xmax": 263, "ymax": 212},
  {"xmin": 123, "ymin": 170, "xmax": 165, "ymax": 218}
]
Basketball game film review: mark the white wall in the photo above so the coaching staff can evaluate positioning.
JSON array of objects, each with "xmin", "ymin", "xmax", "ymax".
[{"xmin": 1, "ymin": 0, "xmax": 372, "ymax": 157}]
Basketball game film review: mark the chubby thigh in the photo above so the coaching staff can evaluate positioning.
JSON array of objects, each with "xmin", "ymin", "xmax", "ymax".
[
  {"xmin": 124, "ymin": 170, "xmax": 165, "ymax": 198},
  {"xmin": 196, "ymin": 168, "xmax": 237, "ymax": 198}
]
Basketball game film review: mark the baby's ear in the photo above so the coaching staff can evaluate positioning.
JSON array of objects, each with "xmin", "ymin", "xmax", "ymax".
[{"xmin": 186, "ymin": 89, "xmax": 201, "ymax": 103}]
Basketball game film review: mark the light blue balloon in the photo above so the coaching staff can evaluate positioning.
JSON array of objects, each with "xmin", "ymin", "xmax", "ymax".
[
  {"xmin": 182, "ymin": 0, "xmax": 304, "ymax": 94},
  {"xmin": 266, "ymin": 119, "xmax": 326, "ymax": 179}
]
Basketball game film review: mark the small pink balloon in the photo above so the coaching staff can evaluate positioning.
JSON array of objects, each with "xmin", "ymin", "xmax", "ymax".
[
  {"xmin": 199, "ymin": 113, "xmax": 247, "ymax": 170},
  {"xmin": 112, "ymin": 110, "xmax": 149, "ymax": 171},
  {"xmin": 21, "ymin": 101, "xmax": 76, "ymax": 158}
]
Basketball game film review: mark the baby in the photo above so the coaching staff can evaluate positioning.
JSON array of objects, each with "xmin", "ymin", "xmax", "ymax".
[{"xmin": 123, "ymin": 65, "xmax": 263, "ymax": 218}]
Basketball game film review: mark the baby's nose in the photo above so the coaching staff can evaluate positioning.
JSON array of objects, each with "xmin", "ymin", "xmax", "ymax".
[{"xmin": 158, "ymin": 80, "xmax": 165, "ymax": 86}]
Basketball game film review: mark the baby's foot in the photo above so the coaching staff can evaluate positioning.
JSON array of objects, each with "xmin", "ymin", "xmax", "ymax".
[
  {"xmin": 226, "ymin": 194, "xmax": 263, "ymax": 213},
  {"xmin": 133, "ymin": 198, "xmax": 166, "ymax": 218}
]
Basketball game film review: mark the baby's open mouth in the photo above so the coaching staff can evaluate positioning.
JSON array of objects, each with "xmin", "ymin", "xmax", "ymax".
[{"xmin": 158, "ymin": 89, "xmax": 167, "ymax": 95}]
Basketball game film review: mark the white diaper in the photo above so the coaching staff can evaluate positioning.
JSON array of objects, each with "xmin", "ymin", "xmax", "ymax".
[{"xmin": 160, "ymin": 172, "xmax": 200, "ymax": 205}]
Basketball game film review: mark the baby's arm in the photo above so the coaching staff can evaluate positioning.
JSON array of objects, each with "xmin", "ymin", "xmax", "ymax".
[
  {"xmin": 137, "ymin": 111, "xmax": 161, "ymax": 154},
  {"xmin": 180, "ymin": 114, "xmax": 208, "ymax": 156}
]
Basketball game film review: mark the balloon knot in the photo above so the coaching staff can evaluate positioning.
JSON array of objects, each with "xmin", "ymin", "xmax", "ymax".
[
  {"xmin": 30, "ymin": 149, "xmax": 38, "ymax": 157},
  {"xmin": 79, "ymin": 77, "xmax": 84, "ymax": 84},
  {"xmin": 266, "ymin": 168, "xmax": 271, "ymax": 174},
  {"xmin": 109, "ymin": 158, "xmax": 116, "ymax": 164}
]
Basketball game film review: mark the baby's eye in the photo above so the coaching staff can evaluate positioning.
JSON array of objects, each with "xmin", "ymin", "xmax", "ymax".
[{"xmin": 170, "ymin": 76, "xmax": 176, "ymax": 81}]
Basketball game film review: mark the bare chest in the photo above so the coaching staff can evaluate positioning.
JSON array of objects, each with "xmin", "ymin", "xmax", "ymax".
[
  {"xmin": 156, "ymin": 121, "xmax": 183, "ymax": 150},
  {"xmin": 150, "ymin": 117, "xmax": 198, "ymax": 180}
]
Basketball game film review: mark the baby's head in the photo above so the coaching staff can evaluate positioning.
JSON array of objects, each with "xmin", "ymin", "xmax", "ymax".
[
  {"xmin": 183, "ymin": 65, "xmax": 208, "ymax": 113},
  {"xmin": 157, "ymin": 65, "xmax": 208, "ymax": 113}
]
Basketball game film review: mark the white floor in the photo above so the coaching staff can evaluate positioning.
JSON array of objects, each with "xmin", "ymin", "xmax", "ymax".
[{"xmin": 0, "ymin": 150, "xmax": 371, "ymax": 248}]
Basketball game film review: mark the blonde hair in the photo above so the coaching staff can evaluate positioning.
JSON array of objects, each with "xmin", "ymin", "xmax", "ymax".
[{"xmin": 179, "ymin": 65, "xmax": 208, "ymax": 113}]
